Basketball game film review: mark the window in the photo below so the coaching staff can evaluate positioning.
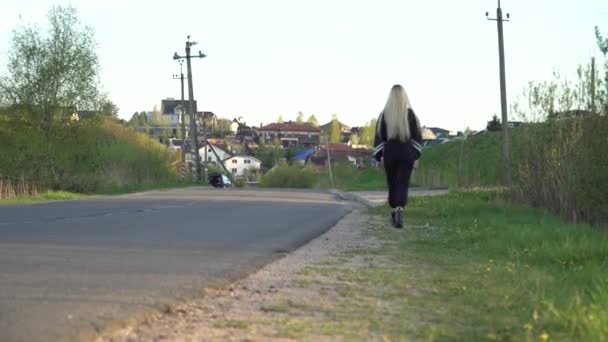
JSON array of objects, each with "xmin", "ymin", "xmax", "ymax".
[
  {"xmin": 232, "ymin": 159, "xmax": 238, "ymax": 164},
  {"xmin": 244, "ymin": 159, "xmax": 251, "ymax": 164},
  {"xmin": 232, "ymin": 168, "xmax": 237, "ymax": 174}
]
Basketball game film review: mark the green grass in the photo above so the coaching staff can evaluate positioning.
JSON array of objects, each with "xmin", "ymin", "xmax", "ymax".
[
  {"xmin": 312, "ymin": 162, "xmax": 387, "ymax": 191},
  {"xmin": 96, "ymin": 180, "xmax": 201, "ymax": 195},
  {"xmin": 261, "ymin": 162, "xmax": 388, "ymax": 191},
  {"xmin": 368, "ymin": 191, "xmax": 608, "ymax": 340},
  {"xmin": 412, "ymin": 132, "xmax": 502, "ymax": 188},
  {"xmin": 249, "ymin": 191, "xmax": 608, "ymax": 340},
  {"xmin": 0, "ymin": 190, "xmax": 89, "ymax": 205},
  {"xmin": 0, "ymin": 181, "xmax": 201, "ymax": 205}
]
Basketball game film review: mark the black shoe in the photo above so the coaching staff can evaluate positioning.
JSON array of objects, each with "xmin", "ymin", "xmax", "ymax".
[
  {"xmin": 394, "ymin": 208, "xmax": 403, "ymax": 228},
  {"xmin": 390, "ymin": 210, "xmax": 396, "ymax": 226}
]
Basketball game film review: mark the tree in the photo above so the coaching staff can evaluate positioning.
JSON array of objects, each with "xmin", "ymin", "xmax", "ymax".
[
  {"xmin": 596, "ymin": 26, "xmax": 608, "ymax": 55},
  {"xmin": 487, "ymin": 114, "xmax": 502, "ymax": 131},
  {"xmin": 296, "ymin": 111, "xmax": 304, "ymax": 123},
  {"xmin": 99, "ymin": 99, "xmax": 119, "ymax": 118},
  {"xmin": 277, "ymin": 115, "xmax": 284, "ymax": 123},
  {"xmin": 595, "ymin": 26, "xmax": 608, "ymax": 114},
  {"xmin": 215, "ymin": 118, "xmax": 232, "ymax": 137},
  {"xmin": 329, "ymin": 118, "xmax": 341, "ymax": 144},
  {"xmin": 307, "ymin": 114, "xmax": 319, "ymax": 127},
  {"xmin": 359, "ymin": 118, "xmax": 377, "ymax": 146},
  {"xmin": 0, "ymin": 5, "xmax": 101, "ymax": 132}
]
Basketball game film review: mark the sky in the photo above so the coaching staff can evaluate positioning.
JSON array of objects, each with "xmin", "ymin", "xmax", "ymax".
[{"xmin": 1, "ymin": 0, "xmax": 607, "ymax": 132}]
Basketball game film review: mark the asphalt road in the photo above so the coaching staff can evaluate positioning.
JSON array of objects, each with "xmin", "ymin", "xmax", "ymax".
[{"xmin": 0, "ymin": 187, "xmax": 352, "ymax": 342}]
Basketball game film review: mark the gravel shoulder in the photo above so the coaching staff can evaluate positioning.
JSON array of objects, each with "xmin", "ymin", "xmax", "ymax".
[{"xmin": 96, "ymin": 204, "xmax": 387, "ymax": 341}]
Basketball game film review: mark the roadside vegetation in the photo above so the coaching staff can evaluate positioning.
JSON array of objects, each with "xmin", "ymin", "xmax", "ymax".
[
  {"xmin": 414, "ymin": 26, "xmax": 608, "ymax": 227},
  {"xmin": 259, "ymin": 162, "xmax": 387, "ymax": 191},
  {"xmin": 0, "ymin": 6, "xmax": 180, "ymax": 202},
  {"xmin": 225, "ymin": 191, "xmax": 608, "ymax": 341}
]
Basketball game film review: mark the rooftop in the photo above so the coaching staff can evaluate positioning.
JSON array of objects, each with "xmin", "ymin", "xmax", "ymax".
[{"xmin": 259, "ymin": 122, "xmax": 321, "ymax": 133}]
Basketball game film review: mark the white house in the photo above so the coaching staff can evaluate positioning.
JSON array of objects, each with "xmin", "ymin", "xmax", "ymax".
[
  {"xmin": 199, "ymin": 144, "xmax": 230, "ymax": 164},
  {"xmin": 223, "ymin": 155, "xmax": 262, "ymax": 177}
]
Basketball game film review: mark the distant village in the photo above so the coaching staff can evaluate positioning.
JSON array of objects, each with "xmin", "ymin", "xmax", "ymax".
[{"xmin": 126, "ymin": 98, "xmax": 490, "ymax": 182}]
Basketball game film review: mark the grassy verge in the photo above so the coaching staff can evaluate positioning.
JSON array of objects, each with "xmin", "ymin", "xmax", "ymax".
[
  {"xmin": 0, "ymin": 181, "xmax": 201, "ymax": 205},
  {"xmin": 243, "ymin": 191, "xmax": 607, "ymax": 341},
  {"xmin": 96, "ymin": 180, "xmax": 201, "ymax": 195},
  {"xmin": 0, "ymin": 190, "xmax": 89, "ymax": 205},
  {"xmin": 316, "ymin": 163, "xmax": 388, "ymax": 191},
  {"xmin": 260, "ymin": 163, "xmax": 388, "ymax": 191},
  {"xmin": 366, "ymin": 191, "xmax": 608, "ymax": 340}
]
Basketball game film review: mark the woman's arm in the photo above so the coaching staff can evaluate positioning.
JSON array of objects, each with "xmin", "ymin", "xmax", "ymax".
[
  {"xmin": 373, "ymin": 112, "xmax": 386, "ymax": 161},
  {"xmin": 408, "ymin": 108, "xmax": 423, "ymax": 159}
]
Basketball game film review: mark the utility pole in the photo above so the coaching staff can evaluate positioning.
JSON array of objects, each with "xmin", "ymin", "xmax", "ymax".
[
  {"xmin": 173, "ymin": 60, "xmax": 187, "ymax": 180},
  {"xmin": 325, "ymin": 135, "xmax": 334, "ymax": 187},
  {"xmin": 173, "ymin": 36, "xmax": 207, "ymax": 182},
  {"xmin": 487, "ymin": 0, "xmax": 511, "ymax": 186}
]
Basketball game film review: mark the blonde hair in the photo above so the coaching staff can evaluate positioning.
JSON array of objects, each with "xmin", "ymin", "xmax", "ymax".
[{"xmin": 378, "ymin": 84, "xmax": 411, "ymax": 141}]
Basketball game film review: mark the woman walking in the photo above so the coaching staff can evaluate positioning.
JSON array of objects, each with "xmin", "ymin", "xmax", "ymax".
[{"xmin": 373, "ymin": 84, "xmax": 422, "ymax": 228}]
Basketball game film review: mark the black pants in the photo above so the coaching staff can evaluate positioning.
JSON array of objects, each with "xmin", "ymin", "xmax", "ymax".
[{"xmin": 384, "ymin": 159, "xmax": 415, "ymax": 208}]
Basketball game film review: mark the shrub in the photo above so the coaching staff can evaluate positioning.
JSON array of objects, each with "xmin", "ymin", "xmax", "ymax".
[
  {"xmin": 512, "ymin": 115, "xmax": 608, "ymax": 226},
  {"xmin": 260, "ymin": 165, "xmax": 316, "ymax": 188},
  {"xmin": 0, "ymin": 116, "xmax": 176, "ymax": 193}
]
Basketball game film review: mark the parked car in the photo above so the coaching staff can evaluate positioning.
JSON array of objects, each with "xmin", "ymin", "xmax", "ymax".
[{"xmin": 209, "ymin": 172, "xmax": 232, "ymax": 188}]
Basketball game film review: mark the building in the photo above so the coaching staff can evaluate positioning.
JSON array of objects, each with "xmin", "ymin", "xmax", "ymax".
[
  {"xmin": 199, "ymin": 144, "xmax": 231, "ymax": 165},
  {"xmin": 425, "ymin": 127, "xmax": 454, "ymax": 139},
  {"xmin": 320, "ymin": 120, "xmax": 352, "ymax": 143},
  {"xmin": 161, "ymin": 99, "xmax": 196, "ymax": 126},
  {"xmin": 320, "ymin": 120, "xmax": 351, "ymax": 134},
  {"xmin": 258, "ymin": 121, "xmax": 321, "ymax": 148},
  {"xmin": 224, "ymin": 155, "xmax": 262, "ymax": 178},
  {"xmin": 311, "ymin": 144, "xmax": 370, "ymax": 168}
]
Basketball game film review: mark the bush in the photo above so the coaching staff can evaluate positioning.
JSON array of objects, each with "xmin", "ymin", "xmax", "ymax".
[
  {"xmin": 412, "ymin": 132, "xmax": 502, "ymax": 188},
  {"xmin": 316, "ymin": 162, "xmax": 387, "ymax": 191},
  {"xmin": 0, "ymin": 116, "xmax": 177, "ymax": 193},
  {"xmin": 512, "ymin": 116, "xmax": 608, "ymax": 226},
  {"xmin": 260, "ymin": 165, "xmax": 316, "ymax": 188},
  {"xmin": 410, "ymin": 115, "xmax": 608, "ymax": 226}
]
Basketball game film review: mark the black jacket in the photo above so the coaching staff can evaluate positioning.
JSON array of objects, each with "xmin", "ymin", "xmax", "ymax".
[{"xmin": 373, "ymin": 108, "xmax": 422, "ymax": 162}]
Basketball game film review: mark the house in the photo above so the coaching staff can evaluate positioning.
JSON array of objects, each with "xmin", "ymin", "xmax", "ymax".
[
  {"xmin": 236, "ymin": 124, "xmax": 258, "ymax": 143},
  {"xmin": 421, "ymin": 127, "xmax": 437, "ymax": 140},
  {"xmin": 259, "ymin": 121, "xmax": 321, "ymax": 148},
  {"xmin": 311, "ymin": 144, "xmax": 369, "ymax": 168},
  {"xmin": 224, "ymin": 136, "xmax": 246, "ymax": 155},
  {"xmin": 199, "ymin": 144, "xmax": 231, "ymax": 165},
  {"xmin": 224, "ymin": 155, "xmax": 262, "ymax": 178},
  {"xmin": 161, "ymin": 98, "xmax": 195, "ymax": 125},
  {"xmin": 320, "ymin": 120, "xmax": 351, "ymax": 134},
  {"xmin": 320, "ymin": 120, "xmax": 352, "ymax": 143},
  {"xmin": 426, "ymin": 127, "xmax": 454, "ymax": 139},
  {"xmin": 206, "ymin": 138, "xmax": 228, "ymax": 151}
]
